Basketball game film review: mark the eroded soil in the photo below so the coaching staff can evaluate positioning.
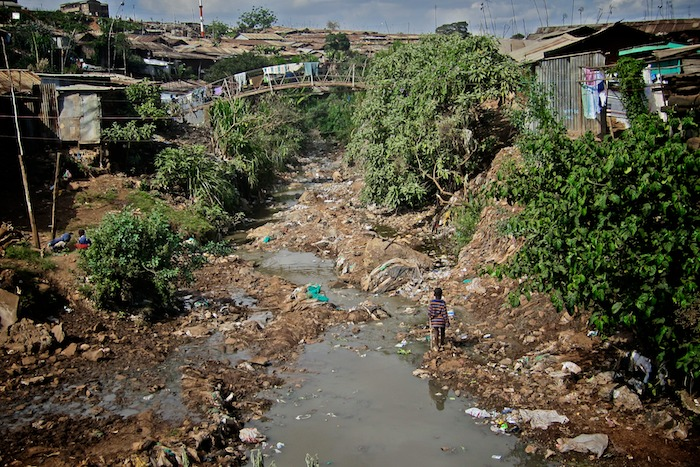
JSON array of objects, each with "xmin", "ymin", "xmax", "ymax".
[{"xmin": 1, "ymin": 147, "xmax": 698, "ymax": 466}]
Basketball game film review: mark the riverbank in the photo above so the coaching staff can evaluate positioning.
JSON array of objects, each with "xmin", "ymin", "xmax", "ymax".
[{"xmin": 0, "ymin": 147, "xmax": 697, "ymax": 465}]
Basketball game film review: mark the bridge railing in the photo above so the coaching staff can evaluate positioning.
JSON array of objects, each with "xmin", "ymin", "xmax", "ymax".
[{"xmin": 174, "ymin": 61, "xmax": 363, "ymax": 120}]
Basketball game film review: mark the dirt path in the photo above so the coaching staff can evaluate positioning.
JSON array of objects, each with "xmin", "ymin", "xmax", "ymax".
[{"xmin": 0, "ymin": 148, "xmax": 698, "ymax": 466}]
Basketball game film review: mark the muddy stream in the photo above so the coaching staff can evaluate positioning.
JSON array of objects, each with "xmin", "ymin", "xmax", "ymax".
[
  {"xmin": 226, "ymin": 157, "xmax": 525, "ymax": 465},
  {"xmin": 236, "ymin": 248, "xmax": 524, "ymax": 466}
]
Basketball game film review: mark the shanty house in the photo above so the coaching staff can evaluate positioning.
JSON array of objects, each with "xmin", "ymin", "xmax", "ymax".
[{"xmin": 504, "ymin": 23, "xmax": 658, "ymax": 136}]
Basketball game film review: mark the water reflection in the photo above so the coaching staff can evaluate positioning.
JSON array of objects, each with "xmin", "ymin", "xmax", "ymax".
[{"xmin": 428, "ymin": 378, "xmax": 447, "ymax": 411}]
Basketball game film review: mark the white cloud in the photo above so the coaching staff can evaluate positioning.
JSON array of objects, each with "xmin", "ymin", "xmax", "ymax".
[{"xmin": 17, "ymin": 0, "xmax": 700, "ymax": 35}]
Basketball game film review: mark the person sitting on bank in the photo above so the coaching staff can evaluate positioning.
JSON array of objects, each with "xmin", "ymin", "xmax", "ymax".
[
  {"xmin": 76, "ymin": 229, "xmax": 92, "ymax": 249},
  {"xmin": 47, "ymin": 232, "xmax": 72, "ymax": 252}
]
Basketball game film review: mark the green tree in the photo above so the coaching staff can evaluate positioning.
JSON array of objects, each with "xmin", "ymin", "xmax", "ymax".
[
  {"xmin": 79, "ymin": 209, "xmax": 196, "ymax": 309},
  {"xmin": 347, "ymin": 34, "xmax": 521, "ymax": 209},
  {"xmin": 435, "ymin": 21, "xmax": 470, "ymax": 38},
  {"xmin": 237, "ymin": 6, "xmax": 277, "ymax": 32},
  {"xmin": 209, "ymin": 20, "xmax": 230, "ymax": 45},
  {"xmin": 324, "ymin": 32, "xmax": 350, "ymax": 59}
]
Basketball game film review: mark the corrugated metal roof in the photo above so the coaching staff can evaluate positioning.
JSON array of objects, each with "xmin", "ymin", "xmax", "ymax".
[
  {"xmin": 508, "ymin": 34, "xmax": 582, "ymax": 63},
  {"xmin": 620, "ymin": 42, "xmax": 688, "ymax": 56},
  {"xmin": 653, "ymin": 44, "xmax": 700, "ymax": 60},
  {"xmin": 0, "ymin": 70, "xmax": 41, "ymax": 94},
  {"xmin": 235, "ymin": 33, "xmax": 285, "ymax": 41}
]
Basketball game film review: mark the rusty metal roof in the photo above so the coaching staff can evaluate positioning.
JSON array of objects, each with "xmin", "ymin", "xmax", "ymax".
[{"xmin": 0, "ymin": 70, "xmax": 40, "ymax": 95}]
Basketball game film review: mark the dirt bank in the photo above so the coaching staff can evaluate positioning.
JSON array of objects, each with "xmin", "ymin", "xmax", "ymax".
[{"xmin": 1, "ymin": 148, "xmax": 698, "ymax": 466}]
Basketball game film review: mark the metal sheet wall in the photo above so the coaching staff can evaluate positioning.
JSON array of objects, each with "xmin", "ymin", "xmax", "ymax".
[{"xmin": 535, "ymin": 52, "xmax": 606, "ymax": 136}]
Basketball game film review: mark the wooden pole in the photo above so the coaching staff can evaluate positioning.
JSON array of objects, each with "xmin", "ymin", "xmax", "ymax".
[
  {"xmin": 51, "ymin": 151, "xmax": 61, "ymax": 241},
  {"xmin": 2, "ymin": 33, "xmax": 41, "ymax": 248}
]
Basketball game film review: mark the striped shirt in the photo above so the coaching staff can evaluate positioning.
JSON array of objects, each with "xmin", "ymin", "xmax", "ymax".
[{"xmin": 428, "ymin": 298, "xmax": 449, "ymax": 327}]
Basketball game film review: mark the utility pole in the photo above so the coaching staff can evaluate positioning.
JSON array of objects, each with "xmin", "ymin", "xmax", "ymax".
[
  {"xmin": 199, "ymin": 0, "xmax": 205, "ymax": 38},
  {"xmin": 108, "ymin": 1, "xmax": 125, "ymax": 73},
  {"xmin": 1, "ymin": 32, "xmax": 40, "ymax": 248}
]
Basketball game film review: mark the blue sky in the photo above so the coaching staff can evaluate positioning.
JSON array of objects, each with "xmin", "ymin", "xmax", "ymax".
[{"xmin": 19, "ymin": 0, "xmax": 700, "ymax": 36}]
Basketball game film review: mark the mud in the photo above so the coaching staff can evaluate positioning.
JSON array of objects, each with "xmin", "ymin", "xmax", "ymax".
[{"xmin": 0, "ymin": 146, "xmax": 697, "ymax": 466}]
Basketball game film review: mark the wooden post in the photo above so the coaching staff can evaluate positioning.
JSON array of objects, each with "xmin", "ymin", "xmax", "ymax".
[
  {"xmin": 2, "ymin": 33, "xmax": 41, "ymax": 248},
  {"xmin": 50, "ymin": 151, "xmax": 61, "ymax": 241}
]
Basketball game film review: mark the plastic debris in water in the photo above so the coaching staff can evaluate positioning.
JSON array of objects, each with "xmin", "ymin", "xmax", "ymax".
[{"xmin": 239, "ymin": 427, "xmax": 265, "ymax": 443}]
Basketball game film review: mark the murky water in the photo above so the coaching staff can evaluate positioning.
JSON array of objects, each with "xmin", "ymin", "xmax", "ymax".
[{"xmin": 237, "ymin": 248, "xmax": 524, "ymax": 466}]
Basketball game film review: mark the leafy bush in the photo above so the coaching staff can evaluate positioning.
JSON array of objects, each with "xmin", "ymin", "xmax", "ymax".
[
  {"xmin": 347, "ymin": 34, "xmax": 522, "ymax": 209},
  {"xmin": 453, "ymin": 194, "xmax": 486, "ymax": 249},
  {"xmin": 153, "ymin": 145, "xmax": 240, "ymax": 211},
  {"xmin": 299, "ymin": 92, "xmax": 357, "ymax": 143},
  {"xmin": 496, "ymin": 94, "xmax": 700, "ymax": 380},
  {"xmin": 209, "ymin": 95, "xmax": 303, "ymax": 197},
  {"xmin": 79, "ymin": 209, "xmax": 197, "ymax": 309}
]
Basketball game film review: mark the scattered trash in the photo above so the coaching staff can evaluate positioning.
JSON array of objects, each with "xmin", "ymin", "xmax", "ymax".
[
  {"xmin": 491, "ymin": 454, "xmax": 502, "ymax": 460},
  {"xmin": 239, "ymin": 427, "xmax": 266, "ymax": 444},
  {"xmin": 447, "ymin": 310, "xmax": 455, "ymax": 318},
  {"xmin": 562, "ymin": 361, "xmax": 582, "ymax": 375},
  {"xmin": 142, "ymin": 394, "xmax": 154, "ymax": 401},
  {"xmin": 295, "ymin": 414, "xmax": 312, "ymax": 420},
  {"xmin": 629, "ymin": 350, "xmax": 653, "ymax": 384},
  {"xmin": 482, "ymin": 334, "xmax": 492, "ymax": 339},
  {"xmin": 556, "ymin": 433, "xmax": 609, "ymax": 458},
  {"xmin": 518, "ymin": 409, "xmax": 569, "ymax": 429},
  {"xmin": 263, "ymin": 236, "xmax": 271, "ymax": 243},
  {"xmin": 587, "ymin": 330, "xmax": 598, "ymax": 337},
  {"xmin": 306, "ymin": 284, "xmax": 329, "ymax": 302},
  {"xmin": 395, "ymin": 339, "xmax": 408, "ymax": 348},
  {"xmin": 465, "ymin": 407, "xmax": 491, "ymax": 418}
]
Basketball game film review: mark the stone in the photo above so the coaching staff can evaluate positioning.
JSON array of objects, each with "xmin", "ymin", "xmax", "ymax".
[
  {"xmin": 51, "ymin": 323, "xmax": 65, "ymax": 344},
  {"xmin": 83, "ymin": 348, "xmax": 108, "ymax": 362},
  {"xmin": 62, "ymin": 342, "xmax": 78, "ymax": 357},
  {"xmin": 0, "ymin": 289, "xmax": 20, "ymax": 328},
  {"xmin": 613, "ymin": 386, "xmax": 643, "ymax": 412}
]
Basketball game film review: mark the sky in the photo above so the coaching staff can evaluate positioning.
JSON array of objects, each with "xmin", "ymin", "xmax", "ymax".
[{"xmin": 18, "ymin": 0, "xmax": 700, "ymax": 37}]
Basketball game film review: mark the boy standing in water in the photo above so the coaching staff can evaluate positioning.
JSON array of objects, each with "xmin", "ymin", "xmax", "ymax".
[{"xmin": 428, "ymin": 287, "xmax": 449, "ymax": 351}]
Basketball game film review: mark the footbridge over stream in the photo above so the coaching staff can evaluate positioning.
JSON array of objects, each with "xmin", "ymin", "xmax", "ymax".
[{"xmin": 175, "ymin": 61, "xmax": 366, "ymax": 125}]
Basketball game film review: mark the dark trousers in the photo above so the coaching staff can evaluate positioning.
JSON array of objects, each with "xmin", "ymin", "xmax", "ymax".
[{"xmin": 431, "ymin": 326, "xmax": 445, "ymax": 350}]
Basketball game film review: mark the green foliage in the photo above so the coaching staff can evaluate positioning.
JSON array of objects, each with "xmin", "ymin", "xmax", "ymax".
[
  {"xmin": 102, "ymin": 120, "xmax": 155, "ymax": 142},
  {"xmin": 102, "ymin": 81, "xmax": 164, "ymax": 143},
  {"xmin": 5, "ymin": 245, "xmax": 55, "ymax": 271},
  {"xmin": 125, "ymin": 80, "xmax": 167, "ymax": 120},
  {"xmin": 435, "ymin": 21, "xmax": 470, "ymax": 37},
  {"xmin": 347, "ymin": 34, "xmax": 522, "ymax": 209},
  {"xmin": 453, "ymin": 194, "xmax": 486, "ymax": 249},
  {"xmin": 237, "ymin": 6, "xmax": 277, "ymax": 32},
  {"xmin": 611, "ymin": 57, "xmax": 648, "ymax": 122},
  {"xmin": 79, "ymin": 209, "xmax": 196, "ymax": 309},
  {"xmin": 125, "ymin": 191, "xmax": 218, "ymax": 239},
  {"xmin": 204, "ymin": 52, "xmax": 274, "ymax": 82},
  {"xmin": 209, "ymin": 20, "xmax": 231, "ymax": 45},
  {"xmin": 209, "ymin": 95, "xmax": 303, "ymax": 196},
  {"xmin": 324, "ymin": 33, "xmax": 350, "ymax": 57},
  {"xmin": 153, "ymin": 145, "xmax": 240, "ymax": 213},
  {"xmin": 300, "ymin": 92, "xmax": 357, "ymax": 143},
  {"xmin": 496, "ymin": 98, "xmax": 700, "ymax": 379}
]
